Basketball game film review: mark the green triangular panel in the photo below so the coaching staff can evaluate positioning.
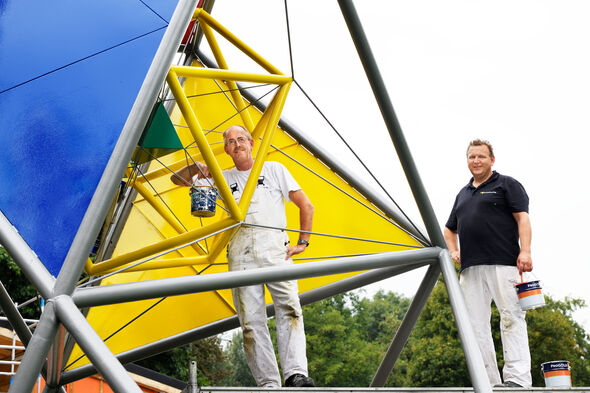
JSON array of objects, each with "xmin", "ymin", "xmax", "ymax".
[
  {"xmin": 139, "ymin": 102, "xmax": 183, "ymax": 149},
  {"xmin": 133, "ymin": 102, "xmax": 183, "ymax": 165}
]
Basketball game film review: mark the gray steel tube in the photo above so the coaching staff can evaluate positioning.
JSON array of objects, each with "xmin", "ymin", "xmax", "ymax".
[
  {"xmin": 0, "ymin": 212, "xmax": 54, "ymax": 299},
  {"xmin": 337, "ymin": 0, "xmax": 445, "ymax": 248},
  {"xmin": 61, "ymin": 261, "xmax": 433, "ymax": 384},
  {"xmin": 439, "ymin": 249, "xmax": 492, "ymax": 393},
  {"xmin": 371, "ymin": 263, "xmax": 440, "ymax": 386},
  {"xmin": 54, "ymin": 295, "xmax": 142, "ymax": 393},
  {"xmin": 8, "ymin": 302, "xmax": 59, "ymax": 393},
  {"xmin": 73, "ymin": 248, "xmax": 441, "ymax": 308},
  {"xmin": 0, "ymin": 280, "xmax": 33, "ymax": 345},
  {"xmin": 53, "ymin": 0, "xmax": 199, "ymax": 297}
]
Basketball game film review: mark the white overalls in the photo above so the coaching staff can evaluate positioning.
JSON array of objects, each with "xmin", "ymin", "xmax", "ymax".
[
  {"xmin": 226, "ymin": 168, "xmax": 308, "ymax": 388},
  {"xmin": 460, "ymin": 265, "xmax": 532, "ymax": 387}
]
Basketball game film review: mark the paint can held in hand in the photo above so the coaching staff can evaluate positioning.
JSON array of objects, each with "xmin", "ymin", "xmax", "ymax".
[
  {"xmin": 190, "ymin": 186, "xmax": 217, "ymax": 217},
  {"xmin": 515, "ymin": 280, "xmax": 545, "ymax": 311}
]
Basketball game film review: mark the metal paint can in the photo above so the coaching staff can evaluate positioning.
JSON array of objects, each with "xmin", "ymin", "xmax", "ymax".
[
  {"xmin": 190, "ymin": 186, "xmax": 217, "ymax": 217},
  {"xmin": 515, "ymin": 280, "xmax": 545, "ymax": 311},
  {"xmin": 542, "ymin": 360, "xmax": 571, "ymax": 388}
]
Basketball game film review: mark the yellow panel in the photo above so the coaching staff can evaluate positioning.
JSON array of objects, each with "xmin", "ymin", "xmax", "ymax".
[{"xmin": 67, "ymin": 55, "xmax": 422, "ymax": 369}]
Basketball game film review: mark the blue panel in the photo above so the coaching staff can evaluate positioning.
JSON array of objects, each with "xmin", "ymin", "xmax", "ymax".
[
  {"xmin": 141, "ymin": 0, "xmax": 179, "ymax": 23},
  {"xmin": 0, "ymin": 0, "xmax": 178, "ymax": 276},
  {"xmin": 0, "ymin": 0, "xmax": 176, "ymax": 93}
]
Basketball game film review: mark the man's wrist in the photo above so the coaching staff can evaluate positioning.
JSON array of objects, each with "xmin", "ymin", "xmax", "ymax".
[{"xmin": 297, "ymin": 239, "xmax": 309, "ymax": 247}]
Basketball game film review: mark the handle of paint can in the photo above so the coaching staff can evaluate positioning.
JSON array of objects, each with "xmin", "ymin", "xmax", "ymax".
[{"xmin": 519, "ymin": 271, "xmax": 539, "ymax": 284}]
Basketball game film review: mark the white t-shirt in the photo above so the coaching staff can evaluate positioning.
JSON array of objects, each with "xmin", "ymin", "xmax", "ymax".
[{"xmin": 193, "ymin": 161, "xmax": 301, "ymax": 228}]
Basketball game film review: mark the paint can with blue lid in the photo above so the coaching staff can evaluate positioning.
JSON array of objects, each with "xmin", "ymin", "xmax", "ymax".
[
  {"xmin": 541, "ymin": 360, "xmax": 571, "ymax": 388},
  {"xmin": 515, "ymin": 274, "xmax": 545, "ymax": 311}
]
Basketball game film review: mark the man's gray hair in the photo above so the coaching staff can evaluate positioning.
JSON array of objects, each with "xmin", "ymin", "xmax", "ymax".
[{"xmin": 223, "ymin": 125, "xmax": 252, "ymax": 145}]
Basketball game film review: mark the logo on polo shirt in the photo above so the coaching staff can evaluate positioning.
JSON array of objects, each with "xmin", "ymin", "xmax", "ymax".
[{"xmin": 480, "ymin": 191, "xmax": 497, "ymax": 194}]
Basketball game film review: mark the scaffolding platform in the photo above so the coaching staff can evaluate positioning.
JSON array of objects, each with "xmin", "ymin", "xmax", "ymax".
[{"xmin": 199, "ymin": 388, "xmax": 590, "ymax": 393}]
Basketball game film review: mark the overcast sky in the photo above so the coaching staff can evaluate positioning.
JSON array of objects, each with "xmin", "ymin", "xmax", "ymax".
[{"xmin": 207, "ymin": 1, "xmax": 590, "ymax": 330}]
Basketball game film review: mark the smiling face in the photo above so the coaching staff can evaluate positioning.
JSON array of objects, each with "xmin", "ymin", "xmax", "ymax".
[
  {"xmin": 223, "ymin": 126, "xmax": 254, "ymax": 170},
  {"xmin": 467, "ymin": 144, "xmax": 495, "ymax": 184}
]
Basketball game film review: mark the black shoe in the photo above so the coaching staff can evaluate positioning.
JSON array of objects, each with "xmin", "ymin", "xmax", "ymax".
[
  {"xmin": 285, "ymin": 373, "xmax": 315, "ymax": 387},
  {"xmin": 501, "ymin": 381, "xmax": 524, "ymax": 388}
]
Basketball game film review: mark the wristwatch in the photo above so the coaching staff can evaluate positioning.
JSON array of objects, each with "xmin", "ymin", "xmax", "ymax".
[{"xmin": 297, "ymin": 239, "xmax": 309, "ymax": 247}]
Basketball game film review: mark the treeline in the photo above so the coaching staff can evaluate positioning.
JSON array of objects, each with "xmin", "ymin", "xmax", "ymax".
[{"xmin": 141, "ymin": 282, "xmax": 590, "ymax": 387}]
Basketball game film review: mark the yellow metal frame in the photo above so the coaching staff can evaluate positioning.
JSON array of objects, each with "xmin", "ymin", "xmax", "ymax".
[{"xmin": 86, "ymin": 10, "xmax": 292, "ymax": 276}]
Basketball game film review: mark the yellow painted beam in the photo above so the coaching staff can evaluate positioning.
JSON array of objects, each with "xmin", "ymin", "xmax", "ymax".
[
  {"xmin": 130, "ymin": 176, "xmax": 207, "ymax": 255},
  {"xmin": 101, "ymin": 255, "xmax": 211, "ymax": 274},
  {"xmin": 170, "ymin": 66, "xmax": 291, "ymax": 85},
  {"xmin": 199, "ymin": 22, "xmax": 254, "ymax": 131},
  {"xmin": 166, "ymin": 70, "xmax": 243, "ymax": 221},
  {"xmin": 196, "ymin": 11, "xmax": 283, "ymax": 76},
  {"xmin": 239, "ymin": 82, "xmax": 291, "ymax": 215},
  {"xmin": 88, "ymin": 217, "xmax": 237, "ymax": 275}
]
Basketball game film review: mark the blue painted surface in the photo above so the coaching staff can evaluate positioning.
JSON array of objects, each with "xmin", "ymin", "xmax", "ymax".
[{"xmin": 0, "ymin": 0, "xmax": 178, "ymax": 276}]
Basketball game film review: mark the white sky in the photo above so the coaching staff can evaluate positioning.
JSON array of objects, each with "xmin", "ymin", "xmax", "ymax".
[{"xmin": 207, "ymin": 1, "xmax": 590, "ymax": 330}]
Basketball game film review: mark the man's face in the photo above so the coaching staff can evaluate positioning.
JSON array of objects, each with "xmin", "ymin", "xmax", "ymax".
[
  {"xmin": 467, "ymin": 145, "xmax": 495, "ymax": 179},
  {"xmin": 224, "ymin": 127, "xmax": 254, "ymax": 164}
]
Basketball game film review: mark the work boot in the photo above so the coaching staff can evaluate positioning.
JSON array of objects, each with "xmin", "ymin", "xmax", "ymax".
[{"xmin": 285, "ymin": 373, "xmax": 315, "ymax": 387}]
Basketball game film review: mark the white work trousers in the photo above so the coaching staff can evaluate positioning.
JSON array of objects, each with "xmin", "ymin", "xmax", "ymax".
[
  {"xmin": 228, "ymin": 227, "xmax": 308, "ymax": 388},
  {"xmin": 460, "ymin": 265, "xmax": 532, "ymax": 387}
]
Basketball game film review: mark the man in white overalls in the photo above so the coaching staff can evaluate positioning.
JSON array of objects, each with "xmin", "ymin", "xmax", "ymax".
[{"xmin": 171, "ymin": 125, "xmax": 315, "ymax": 388}]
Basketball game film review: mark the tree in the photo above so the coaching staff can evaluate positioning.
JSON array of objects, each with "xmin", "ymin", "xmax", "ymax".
[
  {"xmin": 223, "ymin": 330, "xmax": 256, "ymax": 386},
  {"xmin": 137, "ymin": 336, "xmax": 231, "ymax": 385},
  {"xmin": 0, "ymin": 247, "xmax": 41, "ymax": 320},
  {"xmin": 407, "ymin": 279, "xmax": 590, "ymax": 387}
]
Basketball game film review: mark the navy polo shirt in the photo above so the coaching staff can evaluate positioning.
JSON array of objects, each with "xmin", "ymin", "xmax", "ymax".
[{"xmin": 445, "ymin": 171, "xmax": 529, "ymax": 271}]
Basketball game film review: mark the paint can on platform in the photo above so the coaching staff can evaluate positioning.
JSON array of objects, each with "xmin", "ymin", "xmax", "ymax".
[
  {"xmin": 542, "ymin": 361, "xmax": 571, "ymax": 388},
  {"xmin": 515, "ymin": 276, "xmax": 545, "ymax": 311},
  {"xmin": 190, "ymin": 185, "xmax": 217, "ymax": 217}
]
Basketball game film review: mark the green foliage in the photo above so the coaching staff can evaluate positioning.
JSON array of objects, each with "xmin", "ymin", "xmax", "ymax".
[
  {"xmin": 408, "ymin": 279, "xmax": 590, "ymax": 387},
  {"xmin": 137, "ymin": 336, "xmax": 231, "ymax": 385},
  {"xmin": 527, "ymin": 297, "xmax": 590, "ymax": 386},
  {"xmin": 0, "ymin": 247, "xmax": 41, "ymax": 319},
  {"xmin": 137, "ymin": 345, "xmax": 192, "ymax": 381},
  {"xmin": 224, "ymin": 331, "xmax": 256, "ymax": 386},
  {"xmin": 302, "ymin": 291, "xmax": 410, "ymax": 387},
  {"xmin": 406, "ymin": 281, "xmax": 470, "ymax": 386}
]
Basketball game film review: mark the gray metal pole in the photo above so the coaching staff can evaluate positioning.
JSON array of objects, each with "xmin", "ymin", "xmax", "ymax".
[
  {"xmin": 336, "ymin": 4, "xmax": 492, "ymax": 392},
  {"xmin": 0, "ymin": 283, "xmax": 67, "ymax": 393},
  {"xmin": 188, "ymin": 360, "xmax": 198, "ymax": 393},
  {"xmin": 74, "ymin": 248, "xmax": 441, "ymax": 307},
  {"xmin": 52, "ymin": 0, "xmax": 199, "ymax": 297},
  {"xmin": 370, "ymin": 264, "xmax": 440, "ymax": 386},
  {"xmin": 439, "ymin": 249, "xmax": 492, "ymax": 393},
  {"xmin": 0, "ymin": 212, "xmax": 54, "ymax": 299},
  {"xmin": 61, "ymin": 262, "xmax": 432, "ymax": 384},
  {"xmin": 0, "ymin": 281, "xmax": 33, "ymax": 345},
  {"xmin": 8, "ymin": 301, "xmax": 59, "ymax": 393},
  {"xmin": 54, "ymin": 295, "xmax": 143, "ymax": 393},
  {"xmin": 336, "ymin": 0, "xmax": 444, "ymax": 248}
]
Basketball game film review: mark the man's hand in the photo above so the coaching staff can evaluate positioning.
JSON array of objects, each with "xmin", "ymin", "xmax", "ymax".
[
  {"xmin": 450, "ymin": 250, "xmax": 461, "ymax": 265},
  {"xmin": 517, "ymin": 250, "xmax": 533, "ymax": 273},
  {"xmin": 195, "ymin": 162, "xmax": 211, "ymax": 179},
  {"xmin": 286, "ymin": 244, "xmax": 307, "ymax": 260}
]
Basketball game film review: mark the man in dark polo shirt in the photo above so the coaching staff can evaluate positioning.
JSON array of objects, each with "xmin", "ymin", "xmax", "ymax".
[{"xmin": 444, "ymin": 139, "xmax": 533, "ymax": 388}]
